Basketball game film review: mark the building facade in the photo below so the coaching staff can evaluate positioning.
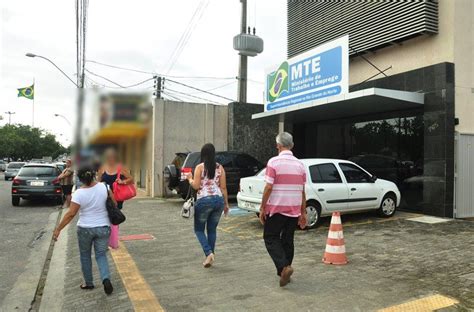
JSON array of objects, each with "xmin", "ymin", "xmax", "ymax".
[{"xmin": 255, "ymin": 0, "xmax": 474, "ymax": 217}]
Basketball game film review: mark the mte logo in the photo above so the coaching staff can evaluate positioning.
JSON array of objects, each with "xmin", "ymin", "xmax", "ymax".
[{"xmin": 267, "ymin": 61, "xmax": 289, "ymax": 102}]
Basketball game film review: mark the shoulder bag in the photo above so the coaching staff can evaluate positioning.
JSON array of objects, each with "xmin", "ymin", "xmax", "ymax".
[
  {"xmin": 104, "ymin": 183, "xmax": 126, "ymax": 225},
  {"xmin": 113, "ymin": 165, "xmax": 137, "ymax": 202},
  {"xmin": 181, "ymin": 185, "xmax": 195, "ymax": 219}
]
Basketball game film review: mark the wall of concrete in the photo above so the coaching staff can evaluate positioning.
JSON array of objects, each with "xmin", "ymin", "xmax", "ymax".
[
  {"xmin": 348, "ymin": 0, "xmax": 455, "ymax": 86},
  {"xmin": 453, "ymin": 0, "xmax": 474, "ymax": 134},
  {"xmin": 152, "ymin": 100, "xmax": 228, "ymax": 197},
  {"xmin": 227, "ymin": 102, "xmax": 280, "ymax": 165}
]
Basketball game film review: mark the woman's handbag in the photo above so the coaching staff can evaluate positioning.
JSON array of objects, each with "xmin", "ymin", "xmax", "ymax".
[
  {"xmin": 104, "ymin": 183, "xmax": 126, "ymax": 225},
  {"xmin": 113, "ymin": 165, "xmax": 137, "ymax": 202},
  {"xmin": 181, "ymin": 187, "xmax": 195, "ymax": 219}
]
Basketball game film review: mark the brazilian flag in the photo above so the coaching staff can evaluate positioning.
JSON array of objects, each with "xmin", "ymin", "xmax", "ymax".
[{"xmin": 18, "ymin": 84, "xmax": 34, "ymax": 100}]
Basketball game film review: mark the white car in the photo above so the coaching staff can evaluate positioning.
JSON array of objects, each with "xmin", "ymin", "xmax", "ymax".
[{"xmin": 237, "ymin": 159, "xmax": 401, "ymax": 228}]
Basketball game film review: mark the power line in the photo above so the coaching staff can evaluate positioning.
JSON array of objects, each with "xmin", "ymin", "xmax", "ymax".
[
  {"xmin": 167, "ymin": 79, "xmax": 234, "ymax": 102},
  {"xmin": 188, "ymin": 81, "xmax": 236, "ymax": 94},
  {"xmin": 164, "ymin": 0, "xmax": 210, "ymax": 74},
  {"xmin": 85, "ymin": 69, "xmax": 155, "ymax": 89},
  {"xmin": 165, "ymin": 88, "xmax": 223, "ymax": 105},
  {"xmin": 86, "ymin": 59, "xmax": 235, "ymax": 80},
  {"xmin": 162, "ymin": 92, "xmax": 184, "ymax": 102}
]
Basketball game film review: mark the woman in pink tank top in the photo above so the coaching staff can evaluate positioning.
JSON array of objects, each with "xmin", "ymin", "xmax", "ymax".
[{"xmin": 186, "ymin": 143, "xmax": 229, "ymax": 268}]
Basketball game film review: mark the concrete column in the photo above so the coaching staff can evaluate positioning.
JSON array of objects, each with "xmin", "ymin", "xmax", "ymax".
[
  {"xmin": 152, "ymin": 99, "xmax": 165, "ymax": 197},
  {"xmin": 278, "ymin": 114, "xmax": 285, "ymax": 133}
]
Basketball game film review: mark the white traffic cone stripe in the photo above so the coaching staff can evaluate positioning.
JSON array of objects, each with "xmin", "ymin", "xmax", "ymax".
[
  {"xmin": 325, "ymin": 245, "xmax": 346, "ymax": 254},
  {"xmin": 331, "ymin": 216, "xmax": 342, "ymax": 224},
  {"xmin": 328, "ymin": 230, "xmax": 344, "ymax": 239}
]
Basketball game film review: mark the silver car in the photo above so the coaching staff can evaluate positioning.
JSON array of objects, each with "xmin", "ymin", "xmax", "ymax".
[{"xmin": 5, "ymin": 162, "xmax": 26, "ymax": 180}]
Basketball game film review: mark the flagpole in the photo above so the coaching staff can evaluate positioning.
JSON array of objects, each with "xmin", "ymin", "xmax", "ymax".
[{"xmin": 32, "ymin": 77, "xmax": 35, "ymax": 127}]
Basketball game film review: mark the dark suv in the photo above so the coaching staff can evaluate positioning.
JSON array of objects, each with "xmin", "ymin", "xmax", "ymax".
[
  {"xmin": 11, "ymin": 164, "xmax": 63, "ymax": 206},
  {"xmin": 165, "ymin": 151, "xmax": 263, "ymax": 199}
]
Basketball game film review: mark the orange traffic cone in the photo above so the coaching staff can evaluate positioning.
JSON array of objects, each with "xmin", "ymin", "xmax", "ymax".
[{"xmin": 322, "ymin": 212, "xmax": 348, "ymax": 265}]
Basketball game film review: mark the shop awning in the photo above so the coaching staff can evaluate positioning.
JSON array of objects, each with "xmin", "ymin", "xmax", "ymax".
[
  {"xmin": 252, "ymin": 88, "xmax": 424, "ymax": 122},
  {"xmin": 89, "ymin": 122, "xmax": 148, "ymax": 145}
]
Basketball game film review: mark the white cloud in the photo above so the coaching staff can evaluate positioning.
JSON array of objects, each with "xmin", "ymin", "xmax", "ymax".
[{"xmin": 1, "ymin": 0, "xmax": 286, "ymax": 145}]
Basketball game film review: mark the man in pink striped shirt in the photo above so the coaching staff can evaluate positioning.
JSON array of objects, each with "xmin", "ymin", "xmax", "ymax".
[{"xmin": 259, "ymin": 132, "xmax": 307, "ymax": 287}]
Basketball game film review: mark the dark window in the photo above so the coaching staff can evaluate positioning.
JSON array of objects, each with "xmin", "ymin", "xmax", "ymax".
[
  {"xmin": 183, "ymin": 153, "xmax": 201, "ymax": 168},
  {"xmin": 8, "ymin": 163, "xmax": 25, "ymax": 169},
  {"xmin": 216, "ymin": 153, "xmax": 235, "ymax": 168},
  {"xmin": 235, "ymin": 154, "xmax": 260, "ymax": 169},
  {"xmin": 339, "ymin": 163, "xmax": 371, "ymax": 183},
  {"xmin": 309, "ymin": 163, "xmax": 342, "ymax": 183},
  {"xmin": 19, "ymin": 167, "xmax": 58, "ymax": 177}
]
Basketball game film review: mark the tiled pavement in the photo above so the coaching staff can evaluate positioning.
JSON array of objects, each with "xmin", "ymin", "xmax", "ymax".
[
  {"xmin": 61, "ymin": 220, "xmax": 133, "ymax": 312},
  {"xmin": 56, "ymin": 198, "xmax": 474, "ymax": 311}
]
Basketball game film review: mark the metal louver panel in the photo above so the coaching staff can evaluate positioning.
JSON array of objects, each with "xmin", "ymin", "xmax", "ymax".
[{"xmin": 287, "ymin": 0, "xmax": 439, "ymax": 58}]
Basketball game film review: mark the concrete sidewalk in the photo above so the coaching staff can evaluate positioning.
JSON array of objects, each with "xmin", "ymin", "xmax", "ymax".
[{"xmin": 44, "ymin": 198, "xmax": 474, "ymax": 311}]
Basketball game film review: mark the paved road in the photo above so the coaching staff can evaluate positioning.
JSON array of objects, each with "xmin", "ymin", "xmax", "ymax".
[{"xmin": 0, "ymin": 172, "xmax": 59, "ymax": 305}]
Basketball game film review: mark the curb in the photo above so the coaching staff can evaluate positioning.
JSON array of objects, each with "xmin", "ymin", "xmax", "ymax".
[{"xmin": 38, "ymin": 217, "xmax": 69, "ymax": 312}]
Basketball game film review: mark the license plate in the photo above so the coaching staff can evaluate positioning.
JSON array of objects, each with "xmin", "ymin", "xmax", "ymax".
[
  {"xmin": 243, "ymin": 201, "xmax": 257, "ymax": 210},
  {"xmin": 31, "ymin": 181, "xmax": 44, "ymax": 186}
]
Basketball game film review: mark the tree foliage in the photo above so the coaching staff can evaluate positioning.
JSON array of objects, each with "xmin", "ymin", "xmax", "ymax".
[{"xmin": 0, "ymin": 124, "xmax": 68, "ymax": 161}]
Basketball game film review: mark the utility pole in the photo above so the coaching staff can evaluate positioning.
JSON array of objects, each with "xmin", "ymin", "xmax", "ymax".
[
  {"xmin": 4, "ymin": 111, "xmax": 15, "ymax": 125},
  {"xmin": 237, "ymin": 0, "xmax": 248, "ymax": 103},
  {"xmin": 153, "ymin": 76, "xmax": 163, "ymax": 99}
]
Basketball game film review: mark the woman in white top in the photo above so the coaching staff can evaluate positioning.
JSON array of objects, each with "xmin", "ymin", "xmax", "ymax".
[
  {"xmin": 53, "ymin": 166, "xmax": 115, "ymax": 295},
  {"xmin": 186, "ymin": 143, "xmax": 229, "ymax": 268}
]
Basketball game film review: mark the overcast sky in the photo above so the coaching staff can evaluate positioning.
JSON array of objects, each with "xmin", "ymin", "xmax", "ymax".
[{"xmin": 0, "ymin": 0, "xmax": 286, "ymax": 146}]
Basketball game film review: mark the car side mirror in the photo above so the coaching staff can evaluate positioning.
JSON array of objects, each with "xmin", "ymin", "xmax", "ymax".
[{"xmin": 370, "ymin": 175, "xmax": 377, "ymax": 183}]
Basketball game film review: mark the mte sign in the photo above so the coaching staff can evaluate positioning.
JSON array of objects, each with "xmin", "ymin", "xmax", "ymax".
[{"xmin": 265, "ymin": 36, "xmax": 349, "ymax": 111}]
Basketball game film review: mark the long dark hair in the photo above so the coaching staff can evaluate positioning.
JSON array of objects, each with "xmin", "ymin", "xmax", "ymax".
[
  {"xmin": 78, "ymin": 166, "xmax": 95, "ymax": 186},
  {"xmin": 201, "ymin": 143, "xmax": 216, "ymax": 179}
]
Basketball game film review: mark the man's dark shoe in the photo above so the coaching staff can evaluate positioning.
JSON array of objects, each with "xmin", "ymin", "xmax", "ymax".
[
  {"xmin": 279, "ymin": 266, "xmax": 294, "ymax": 287},
  {"xmin": 103, "ymin": 278, "xmax": 113, "ymax": 295}
]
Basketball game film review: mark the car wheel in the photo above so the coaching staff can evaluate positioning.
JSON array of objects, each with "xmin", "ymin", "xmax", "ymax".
[
  {"xmin": 56, "ymin": 197, "xmax": 63, "ymax": 205},
  {"xmin": 305, "ymin": 201, "xmax": 321, "ymax": 228},
  {"xmin": 4, "ymin": 177, "xmax": 7, "ymax": 181},
  {"xmin": 12, "ymin": 197, "xmax": 20, "ymax": 206},
  {"xmin": 164, "ymin": 165, "xmax": 180, "ymax": 190},
  {"xmin": 378, "ymin": 193, "xmax": 397, "ymax": 217}
]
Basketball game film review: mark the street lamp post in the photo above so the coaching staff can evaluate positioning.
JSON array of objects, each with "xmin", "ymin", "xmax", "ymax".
[
  {"xmin": 26, "ymin": 53, "xmax": 83, "ymax": 164},
  {"xmin": 54, "ymin": 113, "xmax": 72, "ymax": 126},
  {"xmin": 4, "ymin": 111, "xmax": 16, "ymax": 125},
  {"xmin": 25, "ymin": 53, "xmax": 78, "ymax": 87}
]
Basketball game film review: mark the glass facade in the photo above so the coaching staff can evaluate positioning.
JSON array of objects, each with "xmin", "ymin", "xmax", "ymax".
[{"xmin": 292, "ymin": 111, "xmax": 424, "ymax": 210}]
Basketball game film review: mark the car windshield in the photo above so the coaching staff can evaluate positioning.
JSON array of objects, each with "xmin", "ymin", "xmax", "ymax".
[
  {"xmin": 8, "ymin": 163, "xmax": 24, "ymax": 169},
  {"xmin": 19, "ymin": 166, "xmax": 57, "ymax": 177}
]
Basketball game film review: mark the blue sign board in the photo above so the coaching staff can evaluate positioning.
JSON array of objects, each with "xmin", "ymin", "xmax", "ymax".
[{"xmin": 265, "ymin": 36, "xmax": 349, "ymax": 111}]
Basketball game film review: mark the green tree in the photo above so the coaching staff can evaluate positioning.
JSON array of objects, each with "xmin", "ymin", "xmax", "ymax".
[{"xmin": 0, "ymin": 125, "xmax": 68, "ymax": 161}]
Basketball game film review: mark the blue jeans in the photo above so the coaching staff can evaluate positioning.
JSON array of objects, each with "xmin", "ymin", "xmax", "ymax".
[
  {"xmin": 194, "ymin": 195, "xmax": 224, "ymax": 256},
  {"xmin": 77, "ymin": 226, "xmax": 111, "ymax": 286}
]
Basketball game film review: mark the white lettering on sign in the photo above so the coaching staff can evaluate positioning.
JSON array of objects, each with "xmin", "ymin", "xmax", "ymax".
[{"xmin": 291, "ymin": 56, "xmax": 321, "ymax": 80}]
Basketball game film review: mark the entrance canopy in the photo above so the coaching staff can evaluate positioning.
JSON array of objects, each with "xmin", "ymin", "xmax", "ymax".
[{"xmin": 252, "ymin": 88, "xmax": 424, "ymax": 122}]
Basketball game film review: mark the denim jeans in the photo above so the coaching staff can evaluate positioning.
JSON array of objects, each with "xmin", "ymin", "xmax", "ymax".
[
  {"xmin": 194, "ymin": 195, "xmax": 224, "ymax": 256},
  {"xmin": 77, "ymin": 226, "xmax": 111, "ymax": 286}
]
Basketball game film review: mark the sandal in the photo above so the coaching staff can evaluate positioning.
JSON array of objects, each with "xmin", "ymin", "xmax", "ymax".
[{"xmin": 80, "ymin": 284, "xmax": 95, "ymax": 290}]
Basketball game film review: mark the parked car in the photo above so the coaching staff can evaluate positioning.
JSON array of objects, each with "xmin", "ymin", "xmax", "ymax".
[
  {"xmin": 55, "ymin": 162, "xmax": 66, "ymax": 172},
  {"xmin": 11, "ymin": 163, "xmax": 63, "ymax": 206},
  {"xmin": 237, "ymin": 159, "xmax": 401, "ymax": 228},
  {"xmin": 0, "ymin": 160, "xmax": 6, "ymax": 172},
  {"xmin": 4, "ymin": 162, "xmax": 26, "ymax": 180},
  {"xmin": 165, "ymin": 151, "xmax": 264, "ymax": 199}
]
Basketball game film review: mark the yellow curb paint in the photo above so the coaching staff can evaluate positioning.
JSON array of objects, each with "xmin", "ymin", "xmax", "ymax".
[
  {"xmin": 378, "ymin": 294, "xmax": 459, "ymax": 312},
  {"xmin": 111, "ymin": 242, "xmax": 164, "ymax": 312}
]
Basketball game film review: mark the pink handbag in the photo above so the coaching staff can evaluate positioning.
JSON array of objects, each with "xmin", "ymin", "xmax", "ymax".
[
  {"xmin": 113, "ymin": 165, "xmax": 136, "ymax": 202},
  {"xmin": 108, "ymin": 224, "xmax": 119, "ymax": 249}
]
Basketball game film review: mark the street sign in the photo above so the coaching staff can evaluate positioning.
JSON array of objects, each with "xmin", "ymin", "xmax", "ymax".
[{"xmin": 265, "ymin": 35, "xmax": 349, "ymax": 111}]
